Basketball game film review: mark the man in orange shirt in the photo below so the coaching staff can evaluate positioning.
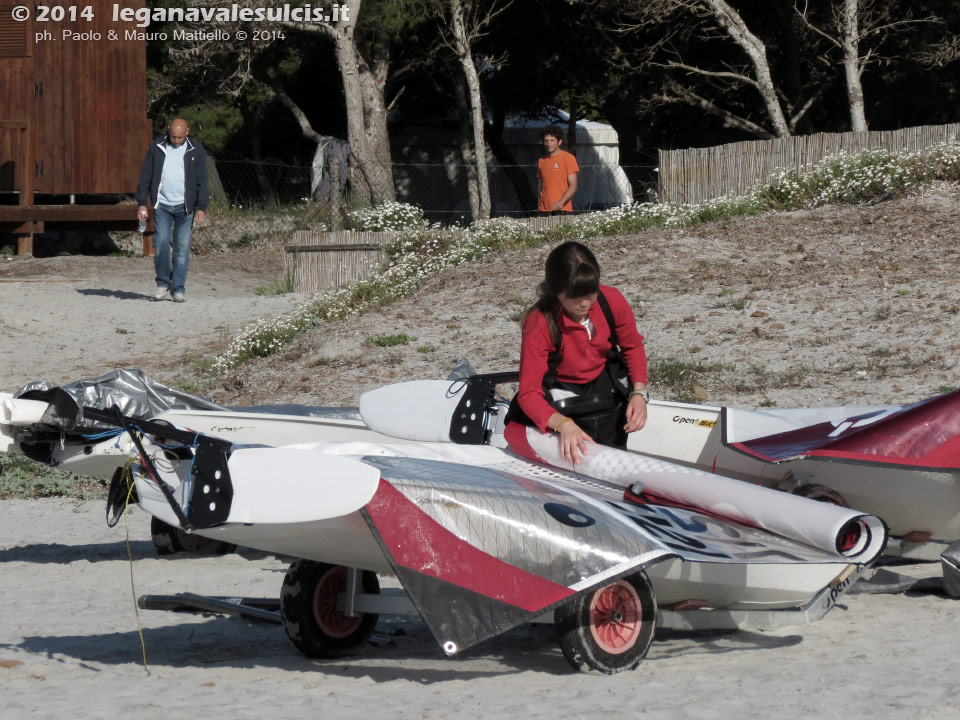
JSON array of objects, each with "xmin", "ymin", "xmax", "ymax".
[{"xmin": 537, "ymin": 125, "xmax": 579, "ymax": 214}]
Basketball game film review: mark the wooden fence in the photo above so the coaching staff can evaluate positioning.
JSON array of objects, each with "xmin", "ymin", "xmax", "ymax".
[
  {"xmin": 283, "ymin": 216, "xmax": 586, "ymax": 293},
  {"xmin": 283, "ymin": 231, "xmax": 391, "ymax": 293},
  {"xmin": 658, "ymin": 123, "xmax": 960, "ymax": 205}
]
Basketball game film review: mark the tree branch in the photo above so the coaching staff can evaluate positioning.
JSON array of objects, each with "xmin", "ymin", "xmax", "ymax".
[
  {"xmin": 274, "ymin": 88, "xmax": 324, "ymax": 143},
  {"xmin": 665, "ymin": 81, "xmax": 775, "ymax": 138},
  {"xmin": 277, "ymin": 19, "xmax": 336, "ymax": 39},
  {"xmin": 792, "ymin": 1, "xmax": 842, "ymax": 50},
  {"xmin": 660, "ymin": 60, "xmax": 759, "ymax": 89}
]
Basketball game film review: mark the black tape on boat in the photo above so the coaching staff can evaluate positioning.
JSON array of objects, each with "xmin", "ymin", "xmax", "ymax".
[{"xmin": 448, "ymin": 372, "xmax": 517, "ymax": 445}]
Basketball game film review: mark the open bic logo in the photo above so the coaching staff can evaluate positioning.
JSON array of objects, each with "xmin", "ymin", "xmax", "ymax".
[{"xmin": 672, "ymin": 416, "xmax": 716, "ymax": 428}]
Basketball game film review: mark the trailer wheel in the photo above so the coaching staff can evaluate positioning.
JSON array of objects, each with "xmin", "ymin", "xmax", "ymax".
[
  {"xmin": 555, "ymin": 571, "xmax": 656, "ymax": 674},
  {"xmin": 281, "ymin": 561, "xmax": 380, "ymax": 659},
  {"xmin": 150, "ymin": 516, "xmax": 237, "ymax": 556},
  {"xmin": 792, "ymin": 483, "xmax": 849, "ymax": 507}
]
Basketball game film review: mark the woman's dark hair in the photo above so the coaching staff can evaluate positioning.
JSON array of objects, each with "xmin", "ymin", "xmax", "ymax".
[{"xmin": 525, "ymin": 241, "xmax": 601, "ymax": 348}]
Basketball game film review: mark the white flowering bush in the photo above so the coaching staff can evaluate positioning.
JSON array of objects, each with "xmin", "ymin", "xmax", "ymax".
[
  {"xmin": 347, "ymin": 202, "xmax": 428, "ymax": 231},
  {"xmin": 211, "ymin": 141, "xmax": 960, "ymax": 373},
  {"xmin": 759, "ymin": 140, "xmax": 960, "ymax": 209}
]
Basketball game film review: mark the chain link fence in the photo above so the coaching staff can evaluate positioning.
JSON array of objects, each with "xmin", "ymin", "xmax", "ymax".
[
  {"xmin": 176, "ymin": 155, "xmax": 657, "ymax": 251},
  {"xmin": 187, "ymin": 154, "xmax": 318, "ymax": 255}
]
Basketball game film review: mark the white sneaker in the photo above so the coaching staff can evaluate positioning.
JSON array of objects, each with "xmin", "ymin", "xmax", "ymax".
[
  {"xmin": 153, "ymin": 286, "xmax": 168, "ymax": 300},
  {"xmin": 172, "ymin": 292, "xmax": 186, "ymax": 303}
]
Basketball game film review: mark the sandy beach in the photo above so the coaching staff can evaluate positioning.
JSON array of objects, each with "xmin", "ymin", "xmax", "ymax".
[
  {"xmin": 2, "ymin": 191, "xmax": 960, "ymax": 717},
  {"xmin": 0, "ymin": 248, "xmax": 303, "ymax": 390},
  {"xmin": 0, "ymin": 499, "xmax": 955, "ymax": 719}
]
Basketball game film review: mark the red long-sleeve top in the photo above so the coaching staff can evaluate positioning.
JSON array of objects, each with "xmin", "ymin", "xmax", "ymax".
[{"xmin": 517, "ymin": 284, "xmax": 647, "ymax": 433}]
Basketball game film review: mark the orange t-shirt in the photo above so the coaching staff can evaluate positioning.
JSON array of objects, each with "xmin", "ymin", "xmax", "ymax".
[{"xmin": 537, "ymin": 149, "xmax": 579, "ymax": 212}]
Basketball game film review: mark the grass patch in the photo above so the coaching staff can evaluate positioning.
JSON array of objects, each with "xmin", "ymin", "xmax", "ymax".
[
  {"xmin": 839, "ymin": 350, "xmax": 948, "ymax": 379},
  {"xmin": 363, "ymin": 333, "xmax": 417, "ymax": 348},
  {"xmin": 729, "ymin": 364, "xmax": 811, "ymax": 393},
  {"xmin": 255, "ymin": 276, "xmax": 294, "ymax": 296},
  {"xmin": 650, "ymin": 355, "xmax": 730, "ymax": 403},
  {"xmin": 175, "ymin": 380, "xmax": 206, "ymax": 396},
  {"xmin": 0, "ymin": 454, "xmax": 106, "ymax": 499},
  {"xmin": 712, "ymin": 296, "xmax": 748, "ymax": 310}
]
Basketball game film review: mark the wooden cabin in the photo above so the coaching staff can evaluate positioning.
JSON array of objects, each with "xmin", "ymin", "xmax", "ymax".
[{"xmin": 0, "ymin": 0, "xmax": 152, "ymax": 254}]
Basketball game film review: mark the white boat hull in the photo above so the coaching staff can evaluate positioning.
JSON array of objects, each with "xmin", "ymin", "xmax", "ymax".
[
  {"xmin": 133, "ymin": 435, "xmax": 876, "ymax": 614},
  {"xmin": 8, "ymin": 386, "xmax": 947, "ymax": 543},
  {"xmin": 629, "ymin": 399, "xmax": 960, "ymax": 541},
  {"xmin": 138, "ymin": 504, "xmax": 853, "ymax": 612}
]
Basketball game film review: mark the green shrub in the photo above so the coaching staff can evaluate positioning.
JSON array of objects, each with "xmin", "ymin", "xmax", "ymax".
[
  {"xmin": 0, "ymin": 454, "xmax": 105, "ymax": 499},
  {"xmin": 363, "ymin": 333, "xmax": 417, "ymax": 347}
]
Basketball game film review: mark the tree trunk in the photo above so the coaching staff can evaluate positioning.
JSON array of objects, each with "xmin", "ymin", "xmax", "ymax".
[
  {"xmin": 701, "ymin": 0, "xmax": 791, "ymax": 138},
  {"xmin": 451, "ymin": 0, "xmax": 491, "ymax": 220},
  {"xmin": 841, "ymin": 0, "xmax": 868, "ymax": 131},
  {"xmin": 486, "ymin": 106, "xmax": 537, "ymax": 213},
  {"xmin": 329, "ymin": 0, "xmax": 396, "ymax": 204},
  {"xmin": 453, "ymin": 72, "xmax": 481, "ymax": 221}
]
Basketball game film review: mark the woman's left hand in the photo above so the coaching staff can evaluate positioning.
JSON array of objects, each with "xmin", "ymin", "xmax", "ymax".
[{"xmin": 624, "ymin": 395, "xmax": 648, "ymax": 433}]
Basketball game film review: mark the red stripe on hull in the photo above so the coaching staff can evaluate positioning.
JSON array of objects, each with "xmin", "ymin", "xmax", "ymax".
[
  {"xmin": 504, "ymin": 422, "xmax": 542, "ymax": 463},
  {"xmin": 365, "ymin": 478, "xmax": 575, "ymax": 613}
]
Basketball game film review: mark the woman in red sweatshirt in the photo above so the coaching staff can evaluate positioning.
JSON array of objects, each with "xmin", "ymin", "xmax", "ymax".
[{"xmin": 511, "ymin": 242, "xmax": 649, "ymax": 464}]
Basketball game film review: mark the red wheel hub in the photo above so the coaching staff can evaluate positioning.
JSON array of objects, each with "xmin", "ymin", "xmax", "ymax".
[
  {"xmin": 588, "ymin": 579, "xmax": 642, "ymax": 654},
  {"xmin": 312, "ymin": 566, "xmax": 363, "ymax": 638}
]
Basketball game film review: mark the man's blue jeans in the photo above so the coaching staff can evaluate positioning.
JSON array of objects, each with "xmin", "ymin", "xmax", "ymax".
[{"xmin": 153, "ymin": 202, "xmax": 194, "ymax": 295}]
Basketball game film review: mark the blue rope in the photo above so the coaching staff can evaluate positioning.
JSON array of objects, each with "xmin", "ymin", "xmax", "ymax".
[{"xmin": 80, "ymin": 429, "xmax": 124, "ymax": 441}]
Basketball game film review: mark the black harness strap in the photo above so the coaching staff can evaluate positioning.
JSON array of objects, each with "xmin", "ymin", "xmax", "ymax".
[{"xmin": 596, "ymin": 291, "xmax": 630, "ymax": 399}]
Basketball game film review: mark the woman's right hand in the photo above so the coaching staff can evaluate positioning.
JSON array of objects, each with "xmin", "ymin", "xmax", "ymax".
[{"xmin": 558, "ymin": 420, "xmax": 592, "ymax": 465}]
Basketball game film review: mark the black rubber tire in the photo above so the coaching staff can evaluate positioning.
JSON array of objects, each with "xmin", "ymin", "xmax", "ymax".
[
  {"xmin": 149, "ymin": 516, "xmax": 237, "ymax": 556},
  {"xmin": 792, "ymin": 483, "xmax": 849, "ymax": 507},
  {"xmin": 280, "ymin": 560, "xmax": 380, "ymax": 659},
  {"xmin": 555, "ymin": 570, "xmax": 657, "ymax": 674}
]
